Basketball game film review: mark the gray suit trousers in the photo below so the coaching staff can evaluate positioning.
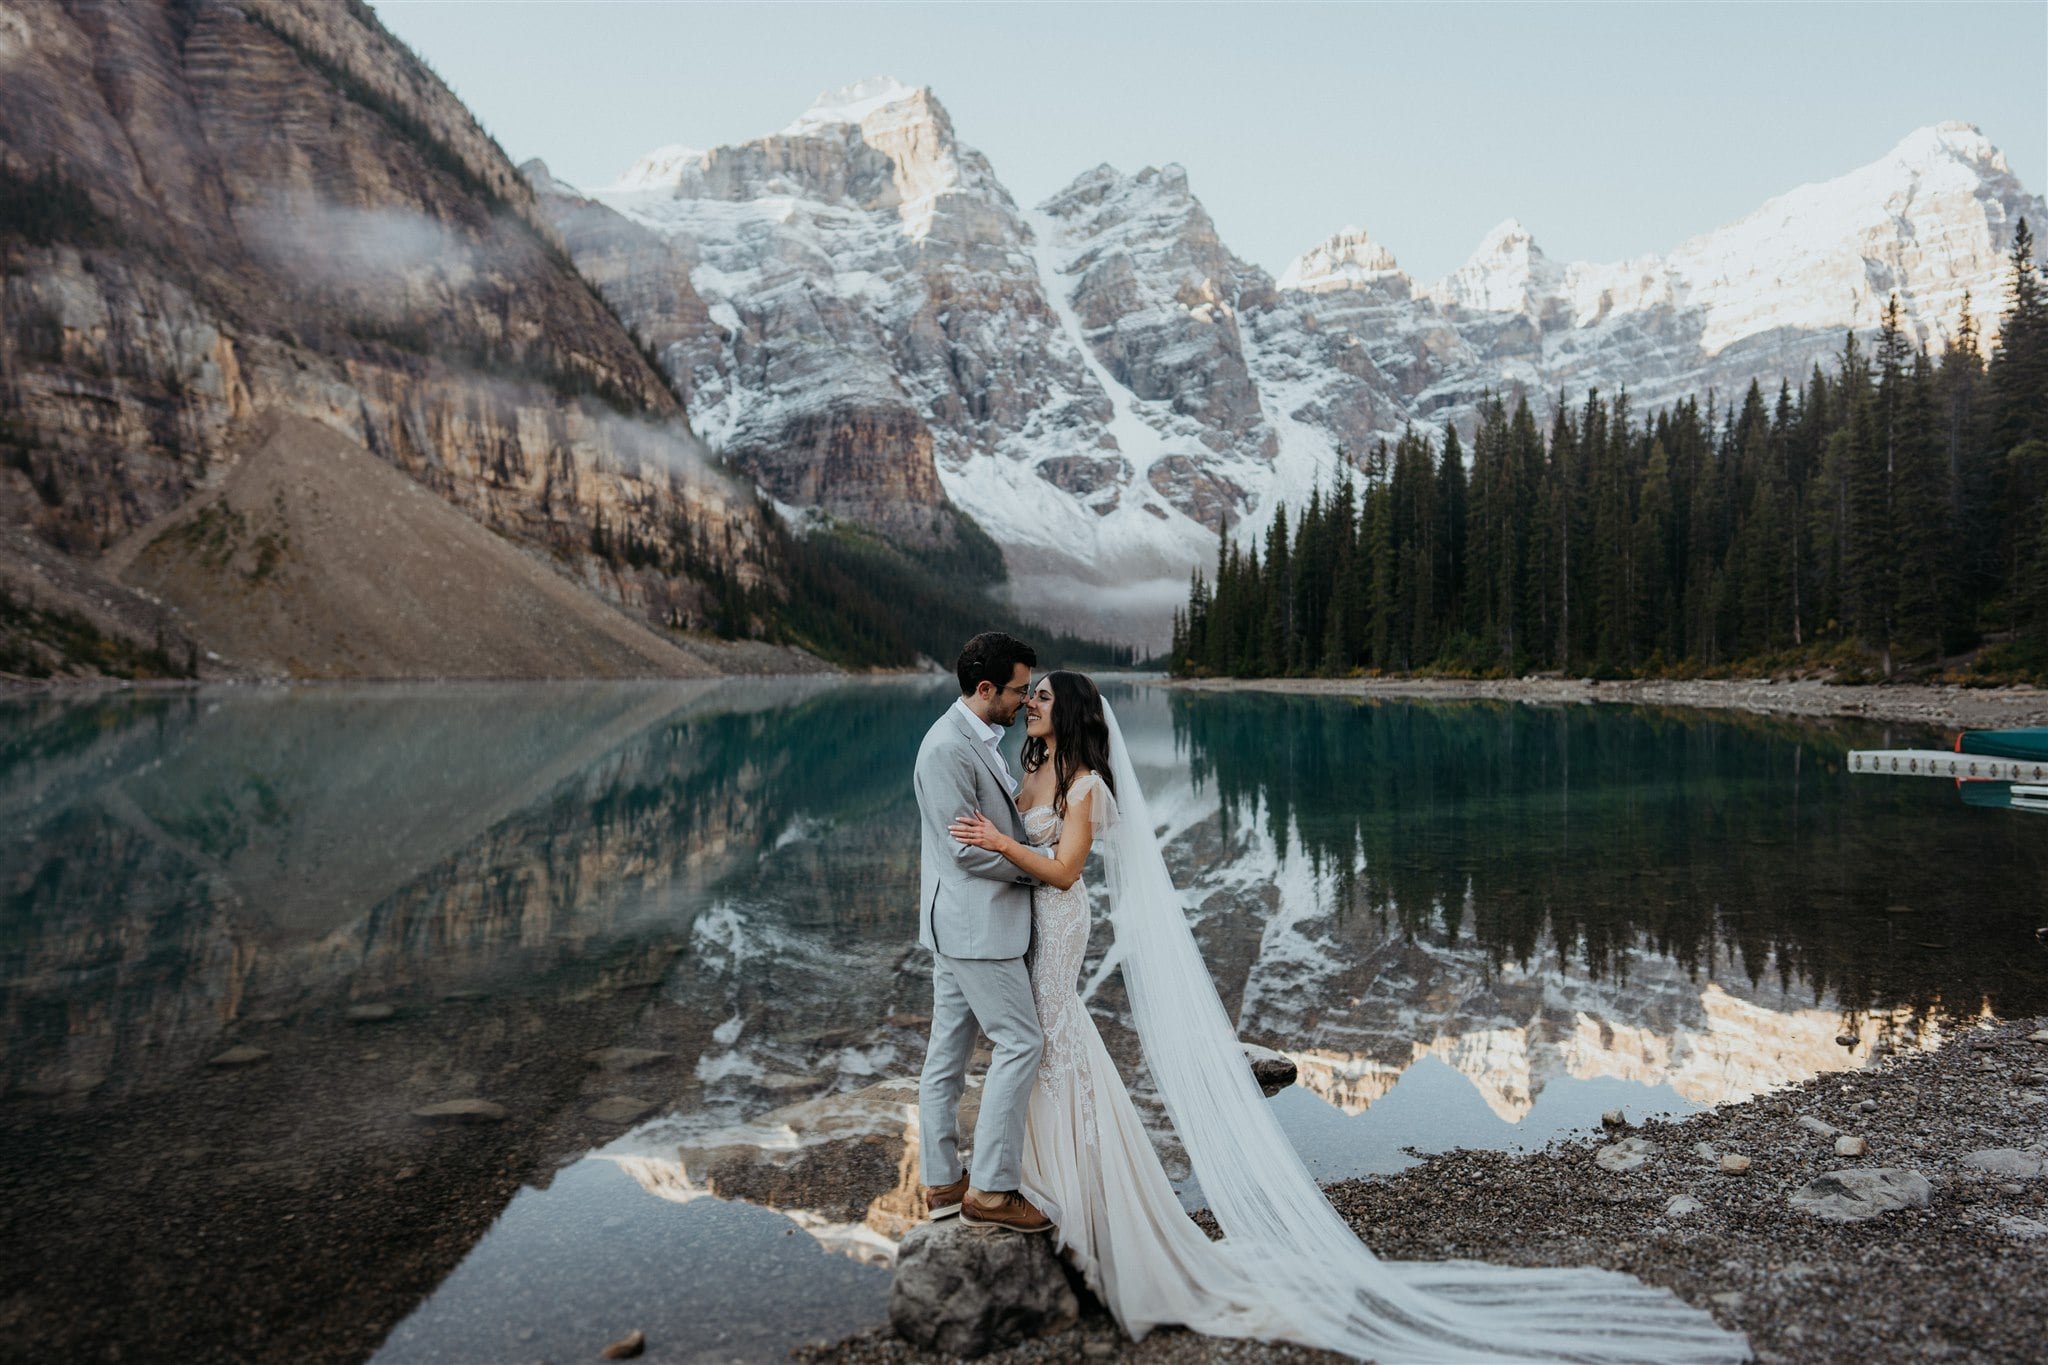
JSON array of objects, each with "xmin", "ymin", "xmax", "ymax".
[{"xmin": 919, "ymin": 950, "xmax": 1042, "ymax": 1191}]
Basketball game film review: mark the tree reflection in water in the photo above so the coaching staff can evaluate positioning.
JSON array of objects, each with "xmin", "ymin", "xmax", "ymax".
[{"xmin": 1170, "ymin": 690, "xmax": 2048, "ymax": 1024}]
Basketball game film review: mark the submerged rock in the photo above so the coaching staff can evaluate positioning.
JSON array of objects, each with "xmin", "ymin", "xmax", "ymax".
[
  {"xmin": 602, "ymin": 1328, "xmax": 646, "ymax": 1359},
  {"xmin": 586, "ymin": 1096, "xmax": 659, "ymax": 1125},
  {"xmin": 207, "ymin": 1046, "xmax": 270, "ymax": 1068},
  {"xmin": 346, "ymin": 1003, "xmax": 396, "ymax": 1023},
  {"xmin": 410, "ymin": 1099, "xmax": 507, "ymax": 1124},
  {"xmin": 890, "ymin": 1219, "xmax": 1079, "ymax": 1357},
  {"xmin": 1788, "ymin": 1168, "xmax": 1932, "ymax": 1222},
  {"xmin": 1243, "ymin": 1044, "xmax": 1298, "ymax": 1097},
  {"xmin": 587, "ymin": 1047, "xmax": 675, "ymax": 1072}
]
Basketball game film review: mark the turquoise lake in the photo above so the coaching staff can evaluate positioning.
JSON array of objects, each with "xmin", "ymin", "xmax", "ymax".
[{"xmin": 1, "ymin": 679, "xmax": 2042, "ymax": 1362}]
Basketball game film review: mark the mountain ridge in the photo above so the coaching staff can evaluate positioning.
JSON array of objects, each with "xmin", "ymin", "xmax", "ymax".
[{"xmin": 539, "ymin": 79, "xmax": 2043, "ymax": 647}]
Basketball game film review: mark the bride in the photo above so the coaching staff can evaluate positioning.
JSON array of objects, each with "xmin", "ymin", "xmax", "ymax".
[{"xmin": 948, "ymin": 671, "xmax": 1749, "ymax": 1363}]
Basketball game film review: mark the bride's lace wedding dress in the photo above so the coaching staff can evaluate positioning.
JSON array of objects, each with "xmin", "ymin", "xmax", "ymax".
[
  {"xmin": 1018, "ymin": 776, "xmax": 1286, "ymax": 1342},
  {"xmin": 1012, "ymin": 739, "xmax": 1750, "ymax": 1363}
]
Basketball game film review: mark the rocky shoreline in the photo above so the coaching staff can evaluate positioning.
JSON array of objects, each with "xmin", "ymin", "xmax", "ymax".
[
  {"xmin": 1164, "ymin": 676, "xmax": 2048, "ymax": 733},
  {"xmin": 807, "ymin": 1016, "xmax": 2048, "ymax": 1364}
]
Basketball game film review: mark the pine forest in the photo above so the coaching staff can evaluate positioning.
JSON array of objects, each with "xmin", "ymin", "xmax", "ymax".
[{"xmin": 1171, "ymin": 224, "xmax": 2048, "ymax": 682}]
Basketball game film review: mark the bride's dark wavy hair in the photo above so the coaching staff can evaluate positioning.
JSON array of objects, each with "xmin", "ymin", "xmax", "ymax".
[{"xmin": 1021, "ymin": 670, "xmax": 1116, "ymax": 816}]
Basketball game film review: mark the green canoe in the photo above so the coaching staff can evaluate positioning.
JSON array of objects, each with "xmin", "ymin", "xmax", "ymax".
[{"xmin": 1959, "ymin": 728, "xmax": 2048, "ymax": 762}]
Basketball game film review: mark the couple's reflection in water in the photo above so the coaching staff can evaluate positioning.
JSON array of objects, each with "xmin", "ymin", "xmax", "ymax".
[{"xmin": 2, "ymin": 681, "xmax": 2041, "ymax": 1360}]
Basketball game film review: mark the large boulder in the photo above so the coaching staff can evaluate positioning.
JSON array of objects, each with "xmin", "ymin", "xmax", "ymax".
[
  {"xmin": 1788, "ymin": 1168, "xmax": 1932, "ymax": 1222},
  {"xmin": 889, "ymin": 1218, "xmax": 1079, "ymax": 1357}
]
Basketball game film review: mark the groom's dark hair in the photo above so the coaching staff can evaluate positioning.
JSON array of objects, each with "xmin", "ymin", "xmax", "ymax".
[{"xmin": 956, "ymin": 631, "xmax": 1036, "ymax": 695}]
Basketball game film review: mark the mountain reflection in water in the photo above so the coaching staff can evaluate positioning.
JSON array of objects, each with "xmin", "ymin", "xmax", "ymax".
[{"xmin": 1, "ymin": 680, "xmax": 2041, "ymax": 1362}]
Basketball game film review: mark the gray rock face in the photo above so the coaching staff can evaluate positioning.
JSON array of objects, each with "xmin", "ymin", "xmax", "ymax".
[
  {"xmin": 1788, "ymin": 1168, "xmax": 1933, "ymax": 1222},
  {"xmin": 0, "ymin": 0, "xmax": 763, "ymax": 679},
  {"xmin": 889, "ymin": 1218, "xmax": 1079, "ymax": 1358}
]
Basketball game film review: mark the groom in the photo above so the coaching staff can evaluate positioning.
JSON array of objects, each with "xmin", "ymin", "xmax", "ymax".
[{"xmin": 913, "ymin": 631, "xmax": 1054, "ymax": 1234}]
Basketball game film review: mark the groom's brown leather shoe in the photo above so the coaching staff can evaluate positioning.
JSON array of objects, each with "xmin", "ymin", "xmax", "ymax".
[
  {"xmin": 922, "ymin": 1172, "xmax": 970, "ymax": 1221},
  {"xmin": 960, "ymin": 1187, "xmax": 1053, "ymax": 1234}
]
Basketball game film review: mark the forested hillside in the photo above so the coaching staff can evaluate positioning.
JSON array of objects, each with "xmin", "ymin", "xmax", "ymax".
[{"xmin": 1172, "ymin": 226, "xmax": 2048, "ymax": 682}]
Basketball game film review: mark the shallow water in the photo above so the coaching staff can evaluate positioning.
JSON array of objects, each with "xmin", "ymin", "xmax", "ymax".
[{"xmin": 1, "ymin": 678, "xmax": 2041, "ymax": 1361}]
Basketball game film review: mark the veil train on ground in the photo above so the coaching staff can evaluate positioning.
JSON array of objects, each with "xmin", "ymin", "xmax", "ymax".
[{"xmin": 1092, "ymin": 700, "xmax": 1750, "ymax": 1364}]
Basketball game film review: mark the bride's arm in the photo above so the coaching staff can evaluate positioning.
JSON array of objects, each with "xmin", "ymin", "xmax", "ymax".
[{"xmin": 949, "ymin": 788, "xmax": 1095, "ymax": 891}]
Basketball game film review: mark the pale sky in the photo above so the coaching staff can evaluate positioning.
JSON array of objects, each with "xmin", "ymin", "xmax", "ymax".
[{"xmin": 373, "ymin": 1, "xmax": 2048, "ymax": 284}]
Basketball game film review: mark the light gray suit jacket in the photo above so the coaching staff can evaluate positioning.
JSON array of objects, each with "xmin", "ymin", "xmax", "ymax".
[{"xmin": 914, "ymin": 705, "xmax": 1040, "ymax": 960}]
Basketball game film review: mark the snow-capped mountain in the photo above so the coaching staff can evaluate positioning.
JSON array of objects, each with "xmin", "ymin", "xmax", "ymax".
[{"xmin": 531, "ymin": 86, "xmax": 2041, "ymax": 647}]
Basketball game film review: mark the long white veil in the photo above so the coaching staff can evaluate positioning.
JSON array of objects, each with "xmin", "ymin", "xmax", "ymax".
[{"xmin": 1093, "ymin": 701, "xmax": 1749, "ymax": 1363}]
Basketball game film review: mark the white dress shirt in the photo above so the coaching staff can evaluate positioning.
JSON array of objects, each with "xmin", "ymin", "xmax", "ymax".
[{"xmin": 951, "ymin": 697, "xmax": 1018, "ymax": 796}]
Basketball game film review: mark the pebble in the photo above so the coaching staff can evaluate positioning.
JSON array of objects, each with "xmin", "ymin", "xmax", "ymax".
[
  {"xmin": 206, "ymin": 1045, "xmax": 270, "ymax": 1068},
  {"xmin": 346, "ymin": 1004, "xmax": 396, "ymax": 1023},
  {"xmin": 602, "ymin": 1328, "xmax": 647, "ymax": 1359},
  {"xmin": 1664, "ymin": 1195, "xmax": 1703, "ymax": 1217},
  {"xmin": 1719, "ymin": 1154, "xmax": 1753, "ymax": 1174},
  {"xmin": 1797, "ymin": 1115, "xmax": 1841, "ymax": 1139},
  {"xmin": 1600, "ymin": 1109, "xmax": 1627, "ymax": 1129},
  {"xmin": 1856, "ymin": 1099, "xmax": 1878, "ymax": 1113},
  {"xmin": 410, "ymin": 1099, "xmax": 507, "ymax": 1123},
  {"xmin": 1693, "ymin": 1142, "xmax": 1720, "ymax": 1163},
  {"xmin": 1997, "ymin": 1215, "xmax": 2048, "ymax": 1240},
  {"xmin": 1834, "ymin": 1135, "xmax": 1870, "ymax": 1157},
  {"xmin": 1710, "ymin": 1291, "xmax": 1745, "ymax": 1310},
  {"xmin": 1835, "ymin": 1033, "xmax": 1857, "ymax": 1047}
]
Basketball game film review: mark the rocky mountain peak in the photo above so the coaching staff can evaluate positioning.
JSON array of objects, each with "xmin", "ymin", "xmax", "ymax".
[
  {"xmin": 1427, "ymin": 217, "xmax": 1564, "ymax": 316},
  {"xmin": 1278, "ymin": 227, "xmax": 1407, "ymax": 294},
  {"xmin": 781, "ymin": 75, "xmax": 927, "ymax": 135},
  {"xmin": 610, "ymin": 144, "xmax": 708, "ymax": 192},
  {"xmin": 1889, "ymin": 120, "xmax": 2006, "ymax": 175}
]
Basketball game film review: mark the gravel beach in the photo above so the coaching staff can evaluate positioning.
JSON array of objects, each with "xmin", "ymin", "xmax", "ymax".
[
  {"xmin": 805, "ymin": 1016, "xmax": 2048, "ymax": 1365},
  {"xmin": 1164, "ymin": 676, "xmax": 2048, "ymax": 733}
]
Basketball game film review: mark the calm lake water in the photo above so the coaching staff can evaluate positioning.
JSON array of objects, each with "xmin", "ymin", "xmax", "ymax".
[{"xmin": 2, "ymin": 678, "xmax": 2042, "ymax": 1363}]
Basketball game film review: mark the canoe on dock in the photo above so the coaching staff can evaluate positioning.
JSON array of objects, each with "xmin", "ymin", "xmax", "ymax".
[{"xmin": 1849, "ymin": 727, "xmax": 2048, "ymax": 814}]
